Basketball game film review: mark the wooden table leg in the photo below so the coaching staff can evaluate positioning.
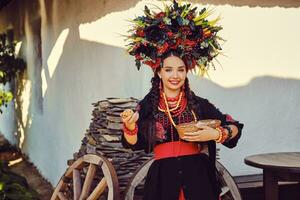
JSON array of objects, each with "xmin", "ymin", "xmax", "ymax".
[{"xmin": 263, "ymin": 170, "xmax": 278, "ymax": 200}]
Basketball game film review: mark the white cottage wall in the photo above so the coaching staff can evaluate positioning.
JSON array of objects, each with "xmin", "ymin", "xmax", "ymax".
[{"xmin": 0, "ymin": 0, "xmax": 299, "ymax": 185}]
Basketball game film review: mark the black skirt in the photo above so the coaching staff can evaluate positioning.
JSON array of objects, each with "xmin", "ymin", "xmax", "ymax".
[{"xmin": 143, "ymin": 153, "xmax": 221, "ymax": 200}]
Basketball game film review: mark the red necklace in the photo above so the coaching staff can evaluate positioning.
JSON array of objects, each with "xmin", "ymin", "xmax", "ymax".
[
  {"xmin": 157, "ymin": 91, "xmax": 197, "ymax": 141},
  {"xmin": 158, "ymin": 91, "xmax": 187, "ymax": 116},
  {"xmin": 166, "ymin": 93, "xmax": 181, "ymax": 102}
]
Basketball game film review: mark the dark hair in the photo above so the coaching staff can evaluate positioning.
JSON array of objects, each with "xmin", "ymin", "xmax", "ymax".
[{"xmin": 161, "ymin": 50, "xmax": 184, "ymax": 67}]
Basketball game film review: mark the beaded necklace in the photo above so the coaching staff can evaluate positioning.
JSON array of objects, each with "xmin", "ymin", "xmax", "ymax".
[
  {"xmin": 157, "ymin": 91, "xmax": 197, "ymax": 141},
  {"xmin": 156, "ymin": 90, "xmax": 199, "ymax": 141},
  {"xmin": 158, "ymin": 91, "xmax": 183, "ymax": 112},
  {"xmin": 161, "ymin": 92, "xmax": 197, "ymax": 128}
]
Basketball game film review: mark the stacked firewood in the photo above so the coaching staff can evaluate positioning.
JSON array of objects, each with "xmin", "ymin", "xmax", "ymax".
[{"xmin": 69, "ymin": 98, "xmax": 152, "ymax": 197}]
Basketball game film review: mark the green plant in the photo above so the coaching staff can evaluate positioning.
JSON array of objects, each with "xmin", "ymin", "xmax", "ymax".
[
  {"xmin": 0, "ymin": 90, "xmax": 13, "ymax": 113},
  {"xmin": 0, "ymin": 33, "xmax": 25, "ymax": 113},
  {"xmin": 0, "ymin": 161, "xmax": 39, "ymax": 200}
]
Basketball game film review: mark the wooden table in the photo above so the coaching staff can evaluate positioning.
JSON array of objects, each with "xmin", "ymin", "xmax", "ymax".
[{"xmin": 244, "ymin": 152, "xmax": 300, "ymax": 200}]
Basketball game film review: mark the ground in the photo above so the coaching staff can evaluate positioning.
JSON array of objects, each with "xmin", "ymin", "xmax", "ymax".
[{"xmin": 0, "ymin": 135, "xmax": 53, "ymax": 199}]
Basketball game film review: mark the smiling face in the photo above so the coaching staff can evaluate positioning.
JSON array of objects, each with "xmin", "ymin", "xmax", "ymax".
[{"xmin": 158, "ymin": 55, "xmax": 187, "ymax": 96}]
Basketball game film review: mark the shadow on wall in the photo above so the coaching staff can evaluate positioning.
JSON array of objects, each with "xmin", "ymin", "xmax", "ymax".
[
  {"xmin": 191, "ymin": 75, "xmax": 300, "ymax": 148},
  {"xmin": 7, "ymin": 0, "xmax": 142, "ymax": 150},
  {"xmin": 190, "ymin": 75, "xmax": 300, "ymax": 175},
  {"xmin": 192, "ymin": 76, "xmax": 300, "ymax": 176}
]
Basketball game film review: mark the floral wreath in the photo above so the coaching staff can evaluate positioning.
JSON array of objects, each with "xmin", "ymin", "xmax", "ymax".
[{"xmin": 125, "ymin": 0, "xmax": 224, "ymax": 76}]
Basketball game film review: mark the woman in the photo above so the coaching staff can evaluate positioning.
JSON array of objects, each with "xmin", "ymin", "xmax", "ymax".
[{"xmin": 121, "ymin": 2, "xmax": 243, "ymax": 200}]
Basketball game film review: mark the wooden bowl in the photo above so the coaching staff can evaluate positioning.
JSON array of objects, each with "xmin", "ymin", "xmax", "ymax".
[{"xmin": 176, "ymin": 119, "xmax": 221, "ymax": 139}]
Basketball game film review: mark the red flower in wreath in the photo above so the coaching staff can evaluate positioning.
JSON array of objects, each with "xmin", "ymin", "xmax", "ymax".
[
  {"xmin": 171, "ymin": 38, "xmax": 182, "ymax": 49},
  {"xmin": 144, "ymin": 58, "xmax": 162, "ymax": 70},
  {"xmin": 187, "ymin": 14, "xmax": 194, "ymax": 20},
  {"xmin": 184, "ymin": 39, "xmax": 197, "ymax": 47},
  {"xmin": 136, "ymin": 29, "xmax": 145, "ymax": 37},
  {"xmin": 226, "ymin": 114, "xmax": 235, "ymax": 122},
  {"xmin": 159, "ymin": 23, "xmax": 166, "ymax": 29},
  {"xmin": 181, "ymin": 26, "xmax": 192, "ymax": 35},
  {"xmin": 203, "ymin": 29, "xmax": 212, "ymax": 38},
  {"xmin": 158, "ymin": 43, "xmax": 169, "ymax": 54},
  {"xmin": 135, "ymin": 54, "xmax": 143, "ymax": 60},
  {"xmin": 155, "ymin": 12, "xmax": 165, "ymax": 19},
  {"xmin": 167, "ymin": 31, "xmax": 173, "ymax": 37}
]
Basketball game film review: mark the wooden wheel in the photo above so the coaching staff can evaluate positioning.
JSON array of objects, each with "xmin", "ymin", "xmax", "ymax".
[
  {"xmin": 51, "ymin": 154, "xmax": 120, "ymax": 200},
  {"xmin": 124, "ymin": 158, "xmax": 242, "ymax": 200},
  {"xmin": 216, "ymin": 161, "xmax": 242, "ymax": 200},
  {"xmin": 124, "ymin": 159, "xmax": 154, "ymax": 200}
]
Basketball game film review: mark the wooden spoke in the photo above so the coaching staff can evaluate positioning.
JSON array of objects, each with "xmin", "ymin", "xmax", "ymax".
[
  {"xmin": 87, "ymin": 177, "xmax": 107, "ymax": 200},
  {"xmin": 51, "ymin": 154, "xmax": 120, "ymax": 200},
  {"xmin": 58, "ymin": 192, "xmax": 68, "ymax": 200},
  {"xmin": 51, "ymin": 180, "xmax": 65, "ymax": 200},
  {"xmin": 73, "ymin": 169, "xmax": 82, "ymax": 200},
  {"xmin": 79, "ymin": 164, "xmax": 97, "ymax": 199}
]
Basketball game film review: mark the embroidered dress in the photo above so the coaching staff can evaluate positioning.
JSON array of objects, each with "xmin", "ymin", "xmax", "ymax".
[{"xmin": 122, "ymin": 92, "xmax": 244, "ymax": 200}]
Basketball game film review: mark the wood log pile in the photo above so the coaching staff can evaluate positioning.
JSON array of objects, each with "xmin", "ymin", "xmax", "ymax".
[{"xmin": 68, "ymin": 98, "xmax": 153, "ymax": 198}]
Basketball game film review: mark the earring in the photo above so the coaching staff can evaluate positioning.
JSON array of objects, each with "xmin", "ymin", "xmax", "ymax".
[{"xmin": 159, "ymin": 79, "xmax": 162, "ymax": 90}]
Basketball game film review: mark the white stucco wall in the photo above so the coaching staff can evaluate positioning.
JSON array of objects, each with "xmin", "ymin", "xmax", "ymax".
[{"xmin": 0, "ymin": 0, "xmax": 300, "ymax": 185}]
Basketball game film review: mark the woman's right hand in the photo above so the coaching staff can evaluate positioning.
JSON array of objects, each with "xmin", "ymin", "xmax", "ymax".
[{"xmin": 120, "ymin": 109, "xmax": 139, "ymax": 130}]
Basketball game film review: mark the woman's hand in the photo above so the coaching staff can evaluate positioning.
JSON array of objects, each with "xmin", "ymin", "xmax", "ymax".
[
  {"xmin": 120, "ymin": 109, "xmax": 139, "ymax": 145},
  {"xmin": 120, "ymin": 109, "xmax": 139, "ymax": 130},
  {"xmin": 181, "ymin": 125, "xmax": 219, "ymax": 142}
]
